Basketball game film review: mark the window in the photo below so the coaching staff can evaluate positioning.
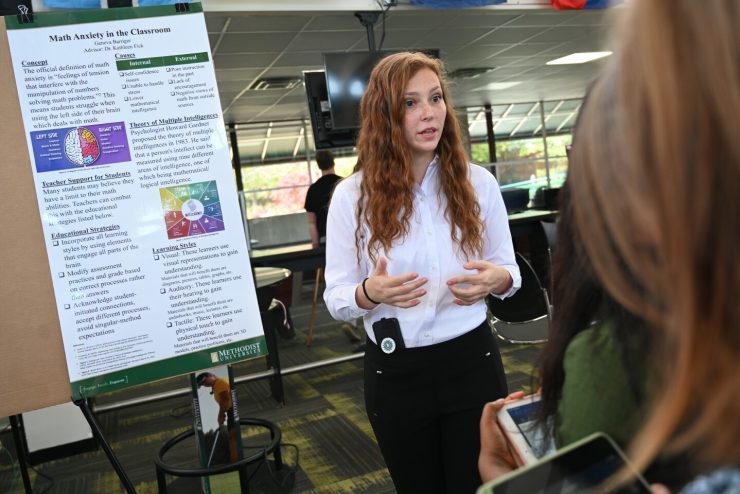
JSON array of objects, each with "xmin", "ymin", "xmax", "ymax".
[
  {"xmin": 241, "ymin": 161, "xmax": 311, "ymax": 219},
  {"xmin": 229, "ymin": 99, "xmax": 580, "ymax": 247}
]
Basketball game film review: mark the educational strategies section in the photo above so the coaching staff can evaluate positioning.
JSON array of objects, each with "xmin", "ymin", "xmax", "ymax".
[{"xmin": 5, "ymin": 5, "xmax": 266, "ymax": 398}]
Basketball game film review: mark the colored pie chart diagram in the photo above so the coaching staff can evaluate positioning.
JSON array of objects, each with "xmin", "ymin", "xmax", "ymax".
[
  {"xmin": 64, "ymin": 127, "xmax": 101, "ymax": 166},
  {"xmin": 161, "ymin": 181, "xmax": 225, "ymax": 239}
]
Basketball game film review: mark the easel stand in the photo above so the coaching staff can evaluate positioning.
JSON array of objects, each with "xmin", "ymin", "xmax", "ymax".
[
  {"xmin": 9, "ymin": 415, "xmax": 33, "ymax": 494},
  {"xmin": 154, "ymin": 417, "xmax": 283, "ymax": 494},
  {"xmin": 8, "ymin": 403, "xmax": 136, "ymax": 494},
  {"xmin": 73, "ymin": 398, "xmax": 137, "ymax": 494}
]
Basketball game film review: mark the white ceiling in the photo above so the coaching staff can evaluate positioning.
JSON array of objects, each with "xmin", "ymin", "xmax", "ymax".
[
  {"xmin": 26, "ymin": 2, "xmax": 618, "ymax": 160},
  {"xmin": 206, "ymin": 6, "xmax": 615, "ymax": 126}
]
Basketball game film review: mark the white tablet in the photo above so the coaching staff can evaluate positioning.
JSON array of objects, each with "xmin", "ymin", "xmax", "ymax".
[
  {"xmin": 496, "ymin": 395, "xmax": 555, "ymax": 466},
  {"xmin": 477, "ymin": 433, "xmax": 652, "ymax": 494}
]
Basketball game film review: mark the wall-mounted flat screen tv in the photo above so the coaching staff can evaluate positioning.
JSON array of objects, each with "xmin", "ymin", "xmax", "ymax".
[
  {"xmin": 323, "ymin": 49, "xmax": 440, "ymax": 130},
  {"xmin": 323, "ymin": 51, "xmax": 391, "ymax": 130},
  {"xmin": 303, "ymin": 70, "xmax": 358, "ymax": 150}
]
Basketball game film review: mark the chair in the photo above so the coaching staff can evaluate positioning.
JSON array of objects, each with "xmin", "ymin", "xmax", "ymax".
[
  {"xmin": 306, "ymin": 267, "xmax": 322, "ymax": 346},
  {"xmin": 486, "ymin": 252, "xmax": 550, "ymax": 344},
  {"xmin": 531, "ymin": 186, "xmax": 561, "ymax": 211},
  {"xmin": 539, "ymin": 219, "xmax": 558, "ymax": 300}
]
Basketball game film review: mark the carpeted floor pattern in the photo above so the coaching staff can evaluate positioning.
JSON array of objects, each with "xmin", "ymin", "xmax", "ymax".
[{"xmin": 0, "ymin": 277, "xmax": 542, "ymax": 494}]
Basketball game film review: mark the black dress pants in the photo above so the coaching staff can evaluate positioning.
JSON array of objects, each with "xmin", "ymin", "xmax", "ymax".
[{"xmin": 364, "ymin": 321, "xmax": 508, "ymax": 494}]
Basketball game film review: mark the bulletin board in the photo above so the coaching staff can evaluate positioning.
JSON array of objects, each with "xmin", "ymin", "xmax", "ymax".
[{"xmin": 0, "ymin": 22, "xmax": 71, "ymax": 417}]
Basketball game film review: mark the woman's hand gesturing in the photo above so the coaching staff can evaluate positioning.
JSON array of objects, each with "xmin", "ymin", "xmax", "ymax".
[
  {"xmin": 447, "ymin": 260, "xmax": 512, "ymax": 306},
  {"xmin": 356, "ymin": 257, "xmax": 428, "ymax": 309}
]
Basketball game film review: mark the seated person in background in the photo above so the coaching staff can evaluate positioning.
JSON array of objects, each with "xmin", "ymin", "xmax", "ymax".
[
  {"xmin": 304, "ymin": 149, "xmax": 342, "ymax": 249},
  {"xmin": 480, "ymin": 0, "xmax": 740, "ymax": 491}
]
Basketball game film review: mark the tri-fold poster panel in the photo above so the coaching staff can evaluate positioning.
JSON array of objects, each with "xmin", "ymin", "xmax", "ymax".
[{"xmin": 4, "ymin": 3, "xmax": 266, "ymax": 399}]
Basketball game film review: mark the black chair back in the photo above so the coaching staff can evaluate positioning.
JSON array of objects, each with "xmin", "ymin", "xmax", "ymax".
[
  {"xmin": 501, "ymin": 188, "xmax": 530, "ymax": 213},
  {"xmin": 487, "ymin": 253, "xmax": 549, "ymax": 323}
]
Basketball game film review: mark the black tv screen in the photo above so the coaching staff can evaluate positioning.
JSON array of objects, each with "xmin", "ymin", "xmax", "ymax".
[
  {"xmin": 323, "ymin": 49, "xmax": 440, "ymax": 130},
  {"xmin": 323, "ymin": 51, "xmax": 390, "ymax": 130}
]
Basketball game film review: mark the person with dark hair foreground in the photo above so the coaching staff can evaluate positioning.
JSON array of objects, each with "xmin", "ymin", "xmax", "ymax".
[
  {"xmin": 324, "ymin": 51, "xmax": 521, "ymax": 493},
  {"xmin": 479, "ymin": 0, "xmax": 740, "ymax": 492}
]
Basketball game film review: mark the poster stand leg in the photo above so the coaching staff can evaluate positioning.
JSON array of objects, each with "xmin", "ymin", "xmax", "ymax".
[
  {"xmin": 73, "ymin": 398, "xmax": 137, "ymax": 494},
  {"xmin": 9, "ymin": 415, "xmax": 33, "ymax": 494}
]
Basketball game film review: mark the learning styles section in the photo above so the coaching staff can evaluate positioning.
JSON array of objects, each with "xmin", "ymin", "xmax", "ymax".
[{"xmin": 5, "ymin": 4, "xmax": 265, "ymax": 398}]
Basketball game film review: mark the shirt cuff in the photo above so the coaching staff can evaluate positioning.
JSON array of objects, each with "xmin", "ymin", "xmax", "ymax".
[
  {"xmin": 330, "ymin": 284, "xmax": 373, "ymax": 321},
  {"xmin": 490, "ymin": 266, "xmax": 521, "ymax": 300}
]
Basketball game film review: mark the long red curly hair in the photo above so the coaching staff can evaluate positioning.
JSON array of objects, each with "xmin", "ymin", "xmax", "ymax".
[{"xmin": 354, "ymin": 51, "xmax": 482, "ymax": 263}]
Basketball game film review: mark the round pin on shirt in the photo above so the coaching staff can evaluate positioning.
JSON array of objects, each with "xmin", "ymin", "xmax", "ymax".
[{"xmin": 381, "ymin": 337, "xmax": 396, "ymax": 354}]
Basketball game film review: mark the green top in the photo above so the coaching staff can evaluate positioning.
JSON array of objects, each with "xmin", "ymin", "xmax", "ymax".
[
  {"xmin": 555, "ymin": 325, "xmax": 644, "ymax": 449},
  {"xmin": 477, "ymin": 326, "xmax": 648, "ymax": 493}
]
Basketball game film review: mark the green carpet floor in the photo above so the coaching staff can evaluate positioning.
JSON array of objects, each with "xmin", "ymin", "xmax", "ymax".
[{"xmin": 0, "ymin": 279, "xmax": 541, "ymax": 494}]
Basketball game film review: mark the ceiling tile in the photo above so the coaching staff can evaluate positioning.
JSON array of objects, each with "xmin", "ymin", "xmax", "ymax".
[
  {"xmin": 213, "ymin": 53, "xmax": 280, "ymax": 69},
  {"xmin": 560, "ymin": 10, "xmax": 610, "ymax": 26},
  {"xmin": 375, "ymin": 29, "xmax": 434, "ymax": 50},
  {"xmin": 504, "ymin": 12, "xmax": 578, "ymax": 27},
  {"xmin": 217, "ymin": 32, "xmax": 296, "ymax": 54},
  {"xmin": 272, "ymin": 52, "xmax": 324, "ymax": 68},
  {"xmin": 260, "ymin": 67, "xmax": 308, "ymax": 78},
  {"xmin": 383, "ymin": 12, "xmax": 447, "ymax": 30},
  {"xmin": 527, "ymin": 26, "xmax": 593, "ymax": 44},
  {"xmin": 446, "ymin": 44, "xmax": 509, "ymax": 63},
  {"xmin": 218, "ymin": 81, "xmax": 252, "ymax": 93},
  {"xmin": 306, "ymin": 13, "xmax": 366, "ymax": 31},
  {"xmin": 496, "ymin": 43, "xmax": 554, "ymax": 57},
  {"xmin": 205, "ymin": 14, "xmax": 229, "ymax": 33},
  {"xmin": 288, "ymin": 31, "xmax": 366, "ymax": 52},
  {"xmin": 478, "ymin": 26, "xmax": 546, "ymax": 44},
  {"xmin": 416, "ymin": 27, "xmax": 499, "ymax": 49},
  {"xmin": 215, "ymin": 68, "xmax": 266, "ymax": 82},
  {"xmin": 445, "ymin": 12, "xmax": 521, "ymax": 29},
  {"xmin": 226, "ymin": 14, "xmax": 311, "ymax": 32}
]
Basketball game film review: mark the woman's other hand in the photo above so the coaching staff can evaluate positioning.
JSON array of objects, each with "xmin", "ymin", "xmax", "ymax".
[
  {"xmin": 447, "ymin": 260, "xmax": 513, "ymax": 305},
  {"xmin": 357, "ymin": 256, "xmax": 428, "ymax": 309},
  {"xmin": 478, "ymin": 396, "xmax": 523, "ymax": 483}
]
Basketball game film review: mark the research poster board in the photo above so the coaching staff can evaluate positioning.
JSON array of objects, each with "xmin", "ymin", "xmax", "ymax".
[{"xmin": 3, "ymin": 3, "xmax": 266, "ymax": 400}]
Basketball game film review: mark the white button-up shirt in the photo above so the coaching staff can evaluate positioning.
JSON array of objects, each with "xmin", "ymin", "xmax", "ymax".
[{"xmin": 324, "ymin": 158, "xmax": 521, "ymax": 348}]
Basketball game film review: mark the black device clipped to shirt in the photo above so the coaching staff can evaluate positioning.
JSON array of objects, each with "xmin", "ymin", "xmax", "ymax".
[{"xmin": 372, "ymin": 317, "xmax": 405, "ymax": 354}]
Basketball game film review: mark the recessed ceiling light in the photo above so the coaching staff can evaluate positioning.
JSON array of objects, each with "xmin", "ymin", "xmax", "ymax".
[
  {"xmin": 473, "ymin": 81, "xmax": 522, "ymax": 91},
  {"xmin": 546, "ymin": 51, "xmax": 612, "ymax": 65}
]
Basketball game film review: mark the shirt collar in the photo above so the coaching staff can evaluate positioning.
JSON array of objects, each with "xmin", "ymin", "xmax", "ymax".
[{"xmin": 417, "ymin": 155, "xmax": 439, "ymax": 194}]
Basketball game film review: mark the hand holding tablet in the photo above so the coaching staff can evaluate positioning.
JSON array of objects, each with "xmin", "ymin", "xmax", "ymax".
[{"xmin": 496, "ymin": 394, "xmax": 555, "ymax": 466}]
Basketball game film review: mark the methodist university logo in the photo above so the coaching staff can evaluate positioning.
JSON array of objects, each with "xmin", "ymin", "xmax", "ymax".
[{"xmin": 210, "ymin": 342, "xmax": 262, "ymax": 363}]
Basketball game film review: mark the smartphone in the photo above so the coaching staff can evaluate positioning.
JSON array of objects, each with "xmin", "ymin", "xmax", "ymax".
[
  {"xmin": 371, "ymin": 317, "xmax": 405, "ymax": 353},
  {"xmin": 496, "ymin": 394, "xmax": 555, "ymax": 466},
  {"xmin": 477, "ymin": 433, "xmax": 652, "ymax": 494}
]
